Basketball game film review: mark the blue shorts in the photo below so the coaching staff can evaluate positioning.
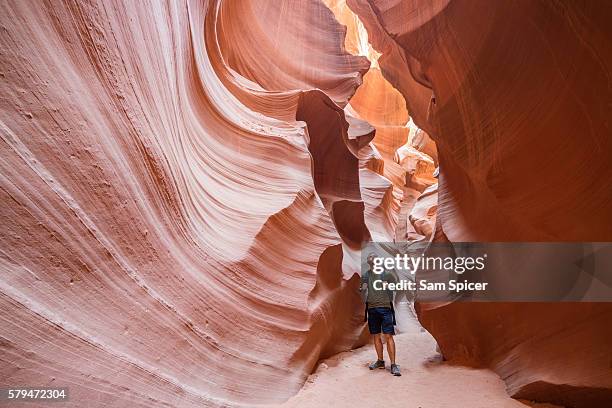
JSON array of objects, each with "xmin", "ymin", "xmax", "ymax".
[{"xmin": 367, "ymin": 307, "xmax": 395, "ymax": 335}]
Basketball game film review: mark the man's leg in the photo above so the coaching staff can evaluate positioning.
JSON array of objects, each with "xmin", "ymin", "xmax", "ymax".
[
  {"xmin": 374, "ymin": 334, "xmax": 383, "ymax": 361},
  {"xmin": 385, "ymin": 334, "xmax": 396, "ymax": 365},
  {"xmin": 367, "ymin": 309, "xmax": 385, "ymax": 369},
  {"xmin": 381, "ymin": 308, "xmax": 401, "ymax": 376}
]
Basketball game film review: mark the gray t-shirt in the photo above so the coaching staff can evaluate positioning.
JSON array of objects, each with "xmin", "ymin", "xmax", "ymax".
[{"xmin": 361, "ymin": 268, "xmax": 397, "ymax": 308}]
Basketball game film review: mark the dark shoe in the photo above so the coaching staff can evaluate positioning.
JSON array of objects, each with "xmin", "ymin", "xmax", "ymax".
[
  {"xmin": 368, "ymin": 360, "xmax": 385, "ymax": 370},
  {"xmin": 390, "ymin": 364, "xmax": 401, "ymax": 376}
]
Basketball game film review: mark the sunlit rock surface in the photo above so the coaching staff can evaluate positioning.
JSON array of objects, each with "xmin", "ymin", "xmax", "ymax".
[
  {"xmin": 349, "ymin": 0, "xmax": 612, "ymax": 406},
  {"xmin": 408, "ymin": 183, "xmax": 438, "ymax": 240},
  {"xmin": 0, "ymin": 0, "xmax": 393, "ymax": 406},
  {"xmin": 325, "ymin": 0, "xmax": 437, "ymax": 243}
]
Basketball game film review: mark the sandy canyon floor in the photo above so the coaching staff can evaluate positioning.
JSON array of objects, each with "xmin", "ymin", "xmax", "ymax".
[{"xmin": 269, "ymin": 310, "xmax": 560, "ymax": 408}]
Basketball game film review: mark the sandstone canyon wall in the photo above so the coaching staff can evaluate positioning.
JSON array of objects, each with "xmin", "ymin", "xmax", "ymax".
[
  {"xmin": 0, "ymin": 0, "xmax": 394, "ymax": 406},
  {"xmin": 349, "ymin": 0, "xmax": 612, "ymax": 406},
  {"xmin": 325, "ymin": 0, "xmax": 438, "ymax": 244},
  {"xmin": 2, "ymin": 0, "xmax": 612, "ymax": 407}
]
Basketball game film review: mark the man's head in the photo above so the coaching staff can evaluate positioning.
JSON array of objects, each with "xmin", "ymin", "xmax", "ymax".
[{"xmin": 367, "ymin": 253, "xmax": 376, "ymax": 266}]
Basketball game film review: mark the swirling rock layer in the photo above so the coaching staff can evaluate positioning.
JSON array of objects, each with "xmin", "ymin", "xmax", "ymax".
[
  {"xmin": 349, "ymin": 0, "xmax": 612, "ymax": 406},
  {"xmin": 0, "ymin": 0, "xmax": 383, "ymax": 406}
]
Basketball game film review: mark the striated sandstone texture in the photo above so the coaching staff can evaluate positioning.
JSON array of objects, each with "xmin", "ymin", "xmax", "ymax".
[
  {"xmin": 0, "ymin": 0, "xmax": 397, "ymax": 406},
  {"xmin": 325, "ymin": 0, "xmax": 437, "ymax": 243},
  {"xmin": 349, "ymin": 0, "xmax": 612, "ymax": 406}
]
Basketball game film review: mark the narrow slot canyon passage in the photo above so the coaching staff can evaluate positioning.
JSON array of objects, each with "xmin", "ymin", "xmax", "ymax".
[
  {"xmin": 1, "ymin": 1, "xmax": 611, "ymax": 408},
  {"xmin": 273, "ymin": 3, "xmax": 550, "ymax": 407}
]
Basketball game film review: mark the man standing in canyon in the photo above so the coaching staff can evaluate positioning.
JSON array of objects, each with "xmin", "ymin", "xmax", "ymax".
[{"xmin": 361, "ymin": 253, "xmax": 401, "ymax": 376}]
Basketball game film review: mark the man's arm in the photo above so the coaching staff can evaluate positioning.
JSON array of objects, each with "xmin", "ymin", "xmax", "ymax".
[
  {"xmin": 385, "ymin": 268, "xmax": 399, "ymax": 303},
  {"xmin": 387, "ymin": 268, "xmax": 399, "ymax": 284},
  {"xmin": 360, "ymin": 271, "xmax": 368, "ymax": 303}
]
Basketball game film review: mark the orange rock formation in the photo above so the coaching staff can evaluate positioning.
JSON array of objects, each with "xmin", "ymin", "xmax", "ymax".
[
  {"xmin": 1, "ymin": 0, "xmax": 611, "ymax": 407},
  {"xmin": 349, "ymin": 0, "xmax": 612, "ymax": 406}
]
